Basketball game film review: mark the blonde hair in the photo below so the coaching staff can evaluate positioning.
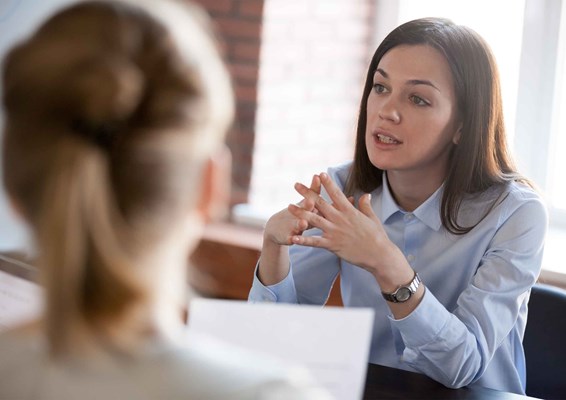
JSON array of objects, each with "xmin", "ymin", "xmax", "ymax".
[{"xmin": 2, "ymin": 0, "xmax": 233, "ymax": 355}]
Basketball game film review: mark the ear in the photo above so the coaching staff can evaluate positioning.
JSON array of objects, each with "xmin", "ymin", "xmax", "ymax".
[
  {"xmin": 453, "ymin": 123, "xmax": 463, "ymax": 145},
  {"xmin": 195, "ymin": 145, "xmax": 231, "ymax": 222}
]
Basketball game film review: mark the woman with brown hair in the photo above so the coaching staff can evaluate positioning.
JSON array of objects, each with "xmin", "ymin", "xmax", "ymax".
[
  {"xmin": 0, "ymin": 1, "xmax": 329, "ymax": 398},
  {"xmin": 250, "ymin": 18, "xmax": 547, "ymax": 395}
]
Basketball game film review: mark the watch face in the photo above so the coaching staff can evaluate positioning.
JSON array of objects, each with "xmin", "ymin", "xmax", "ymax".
[{"xmin": 396, "ymin": 287, "xmax": 411, "ymax": 302}]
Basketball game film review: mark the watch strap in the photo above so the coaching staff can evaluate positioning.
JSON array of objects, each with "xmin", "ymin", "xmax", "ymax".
[{"xmin": 381, "ymin": 271, "xmax": 421, "ymax": 303}]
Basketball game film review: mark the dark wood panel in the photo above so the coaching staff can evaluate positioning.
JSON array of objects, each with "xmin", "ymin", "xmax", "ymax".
[{"xmin": 189, "ymin": 222, "xmax": 343, "ymax": 306}]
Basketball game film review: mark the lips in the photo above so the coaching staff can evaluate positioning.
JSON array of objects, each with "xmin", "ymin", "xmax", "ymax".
[{"xmin": 372, "ymin": 130, "xmax": 402, "ymax": 145}]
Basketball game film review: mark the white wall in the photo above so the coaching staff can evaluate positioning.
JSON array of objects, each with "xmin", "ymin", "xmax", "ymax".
[{"xmin": 0, "ymin": 0, "xmax": 79, "ymax": 251}]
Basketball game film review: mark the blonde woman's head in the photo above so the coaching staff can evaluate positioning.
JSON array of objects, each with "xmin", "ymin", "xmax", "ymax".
[{"xmin": 2, "ymin": 0, "xmax": 233, "ymax": 355}]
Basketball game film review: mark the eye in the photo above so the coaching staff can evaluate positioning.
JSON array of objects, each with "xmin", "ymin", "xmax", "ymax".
[
  {"xmin": 373, "ymin": 83, "xmax": 388, "ymax": 94},
  {"xmin": 410, "ymin": 95, "xmax": 430, "ymax": 106}
]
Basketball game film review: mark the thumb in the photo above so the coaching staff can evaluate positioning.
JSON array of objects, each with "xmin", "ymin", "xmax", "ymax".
[{"xmin": 359, "ymin": 193, "xmax": 378, "ymax": 221}]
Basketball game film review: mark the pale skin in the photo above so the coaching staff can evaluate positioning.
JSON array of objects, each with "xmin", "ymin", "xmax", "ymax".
[{"xmin": 259, "ymin": 45, "xmax": 461, "ymax": 319}]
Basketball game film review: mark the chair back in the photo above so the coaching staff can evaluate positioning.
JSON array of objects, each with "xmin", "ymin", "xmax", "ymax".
[{"xmin": 524, "ymin": 283, "xmax": 566, "ymax": 399}]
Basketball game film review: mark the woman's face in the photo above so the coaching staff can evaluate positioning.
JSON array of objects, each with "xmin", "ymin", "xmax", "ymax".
[{"xmin": 365, "ymin": 44, "xmax": 460, "ymax": 182}]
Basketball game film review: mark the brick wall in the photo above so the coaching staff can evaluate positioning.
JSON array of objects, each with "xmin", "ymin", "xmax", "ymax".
[
  {"xmin": 192, "ymin": 0, "xmax": 265, "ymax": 205},
  {"xmin": 193, "ymin": 0, "xmax": 374, "ymax": 212},
  {"xmin": 250, "ymin": 0, "xmax": 374, "ymax": 214}
]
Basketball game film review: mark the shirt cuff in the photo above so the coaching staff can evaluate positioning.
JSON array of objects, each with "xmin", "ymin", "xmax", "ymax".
[
  {"xmin": 388, "ymin": 288, "xmax": 451, "ymax": 348},
  {"xmin": 248, "ymin": 261, "xmax": 298, "ymax": 303}
]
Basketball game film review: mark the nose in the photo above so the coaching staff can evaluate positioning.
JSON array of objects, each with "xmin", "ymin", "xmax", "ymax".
[{"xmin": 378, "ymin": 97, "xmax": 401, "ymax": 124}]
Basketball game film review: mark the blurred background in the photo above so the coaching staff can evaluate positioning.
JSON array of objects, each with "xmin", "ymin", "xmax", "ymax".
[{"xmin": 1, "ymin": 0, "xmax": 565, "ymax": 285}]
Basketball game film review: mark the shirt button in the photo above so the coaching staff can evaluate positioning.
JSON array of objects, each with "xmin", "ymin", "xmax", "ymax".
[
  {"xmin": 404, "ymin": 213, "xmax": 414, "ymax": 222},
  {"xmin": 407, "ymin": 254, "xmax": 415, "ymax": 262}
]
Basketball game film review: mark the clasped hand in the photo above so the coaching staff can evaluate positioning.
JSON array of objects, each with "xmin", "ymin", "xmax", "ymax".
[{"xmin": 287, "ymin": 173, "xmax": 399, "ymax": 275}]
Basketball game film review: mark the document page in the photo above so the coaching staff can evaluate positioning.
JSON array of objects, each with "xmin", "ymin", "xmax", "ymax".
[
  {"xmin": 0, "ymin": 269, "xmax": 42, "ymax": 331},
  {"xmin": 188, "ymin": 299, "xmax": 374, "ymax": 400}
]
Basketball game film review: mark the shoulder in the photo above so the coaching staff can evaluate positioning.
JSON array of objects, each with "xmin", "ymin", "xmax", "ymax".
[
  {"xmin": 466, "ymin": 181, "xmax": 549, "ymax": 253},
  {"xmin": 0, "ymin": 327, "xmax": 43, "ymax": 363},
  {"xmin": 158, "ymin": 332, "xmax": 331, "ymax": 399},
  {"xmin": 0, "ymin": 330, "xmax": 44, "ymax": 398},
  {"xmin": 0, "ymin": 330, "xmax": 330, "ymax": 400},
  {"xmin": 461, "ymin": 181, "xmax": 547, "ymax": 227},
  {"xmin": 499, "ymin": 181, "xmax": 548, "ymax": 223}
]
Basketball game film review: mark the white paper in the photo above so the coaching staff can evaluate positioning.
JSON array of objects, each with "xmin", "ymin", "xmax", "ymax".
[
  {"xmin": 0, "ymin": 269, "xmax": 42, "ymax": 331},
  {"xmin": 188, "ymin": 299, "xmax": 374, "ymax": 400}
]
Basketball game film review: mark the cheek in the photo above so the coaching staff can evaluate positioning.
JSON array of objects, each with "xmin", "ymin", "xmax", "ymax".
[
  {"xmin": 435, "ymin": 111, "xmax": 459, "ymax": 143},
  {"xmin": 419, "ymin": 105, "xmax": 458, "ymax": 141},
  {"xmin": 365, "ymin": 96, "xmax": 379, "ymax": 130},
  {"xmin": 366, "ymin": 94, "xmax": 377, "ymax": 116}
]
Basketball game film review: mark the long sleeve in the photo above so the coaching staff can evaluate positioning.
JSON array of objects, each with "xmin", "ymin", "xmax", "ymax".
[
  {"xmin": 248, "ymin": 164, "xmax": 349, "ymax": 305},
  {"xmin": 248, "ymin": 228, "xmax": 341, "ymax": 305},
  {"xmin": 390, "ymin": 194, "xmax": 548, "ymax": 390},
  {"xmin": 249, "ymin": 161, "xmax": 546, "ymax": 394}
]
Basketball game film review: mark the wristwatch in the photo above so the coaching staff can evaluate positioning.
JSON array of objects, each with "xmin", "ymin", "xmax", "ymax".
[{"xmin": 381, "ymin": 271, "xmax": 421, "ymax": 303}]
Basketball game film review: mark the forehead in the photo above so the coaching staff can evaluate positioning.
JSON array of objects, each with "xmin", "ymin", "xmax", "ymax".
[{"xmin": 375, "ymin": 44, "xmax": 455, "ymax": 91}]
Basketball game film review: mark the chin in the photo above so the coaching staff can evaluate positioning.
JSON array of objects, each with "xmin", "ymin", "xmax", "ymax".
[{"xmin": 367, "ymin": 155, "xmax": 389, "ymax": 171}]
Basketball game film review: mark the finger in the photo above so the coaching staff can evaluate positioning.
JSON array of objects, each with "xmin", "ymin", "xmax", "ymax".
[
  {"xmin": 304, "ymin": 189, "xmax": 321, "ymax": 212},
  {"xmin": 295, "ymin": 182, "xmax": 319, "ymax": 204},
  {"xmin": 294, "ymin": 182, "xmax": 331, "ymax": 217},
  {"xmin": 319, "ymin": 172, "xmax": 352, "ymax": 210},
  {"xmin": 294, "ymin": 218, "xmax": 309, "ymax": 233},
  {"xmin": 295, "ymin": 182, "xmax": 342, "ymax": 220},
  {"xmin": 279, "ymin": 218, "xmax": 309, "ymax": 246},
  {"xmin": 309, "ymin": 174, "xmax": 321, "ymax": 195},
  {"xmin": 298, "ymin": 196, "xmax": 316, "ymax": 212},
  {"xmin": 347, "ymin": 196, "xmax": 355, "ymax": 205},
  {"xmin": 358, "ymin": 193, "xmax": 380, "ymax": 223},
  {"xmin": 296, "ymin": 181, "xmax": 319, "ymax": 212},
  {"xmin": 288, "ymin": 203, "xmax": 332, "ymax": 231},
  {"xmin": 291, "ymin": 234, "xmax": 330, "ymax": 249},
  {"xmin": 295, "ymin": 175, "xmax": 319, "ymax": 211}
]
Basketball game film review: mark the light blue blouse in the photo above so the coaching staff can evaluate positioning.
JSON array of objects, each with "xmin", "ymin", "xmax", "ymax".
[{"xmin": 249, "ymin": 162, "xmax": 548, "ymax": 395}]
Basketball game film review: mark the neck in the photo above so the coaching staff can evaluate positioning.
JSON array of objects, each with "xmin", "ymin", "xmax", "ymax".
[
  {"xmin": 94, "ymin": 225, "xmax": 199, "ymax": 355},
  {"xmin": 386, "ymin": 169, "xmax": 445, "ymax": 212},
  {"xmin": 131, "ymin": 213, "xmax": 203, "ymax": 346},
  {"xmin": 70, "ymin": 214, "xmax": 204, "ymax": 357}
]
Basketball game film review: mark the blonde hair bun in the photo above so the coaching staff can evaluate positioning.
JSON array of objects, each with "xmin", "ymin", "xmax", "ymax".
[{"xmin": 71, "ymin": 57, "xmax": 144, "ymax": 126}]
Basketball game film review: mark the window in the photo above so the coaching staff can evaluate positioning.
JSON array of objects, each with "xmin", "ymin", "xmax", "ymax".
[
  {"xmin": 375, "ymin": 0, "xmax": 525, "ymax": 144},
  {"xmin": 236, "ymin": 0, "xmax": 566, "ymax": 276},
  {"xmin": 234, "ymin": 0, "xmax": 372, "ymax": 224},
  {"xmin": 376, "ymin": 0, "xmax": 566, "ymax": 275}
]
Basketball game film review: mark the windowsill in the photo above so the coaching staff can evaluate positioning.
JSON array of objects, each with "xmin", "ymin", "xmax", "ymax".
[
  {"xmin": 202, "ymin": 220, "xmax": 263, "ymax": 251},
  {"xmin": 541, "ymin": 225, "xmax": 566, "ymax": 278},
  {"xmin": 231, "ymin": 203, "xmax": 271, "ymax": 229},
  {"xmin": 194, "ymin": 218, "xmax": 343, "ymax": 305},
  {"xmin": 538, "ymin": 269, "xmax": 566, "ymax": 290}
]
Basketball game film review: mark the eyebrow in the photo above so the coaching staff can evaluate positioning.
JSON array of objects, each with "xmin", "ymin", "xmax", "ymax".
[{"xmin": 375, "ymin": 68, "xmax": 440, "ymax": 92}]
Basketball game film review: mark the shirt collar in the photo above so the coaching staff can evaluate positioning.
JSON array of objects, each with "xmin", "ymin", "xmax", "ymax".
[
  {"xmin": 379, "ymin": 172, "xmax": 443, "ymax": 231},
  {"xmin": 380, "ymin": 173, "xmax": 400, "ymax": 223}
]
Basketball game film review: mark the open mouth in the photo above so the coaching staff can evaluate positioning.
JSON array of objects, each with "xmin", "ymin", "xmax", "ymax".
[{"xmin": 376, "ymin": 133, "xmax": 401, "ymax": 144}]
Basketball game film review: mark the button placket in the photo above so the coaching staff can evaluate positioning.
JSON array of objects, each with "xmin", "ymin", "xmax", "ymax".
[{"xmin": 403, "ymin": 213, "xmax": 418, "ymax": 267}]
